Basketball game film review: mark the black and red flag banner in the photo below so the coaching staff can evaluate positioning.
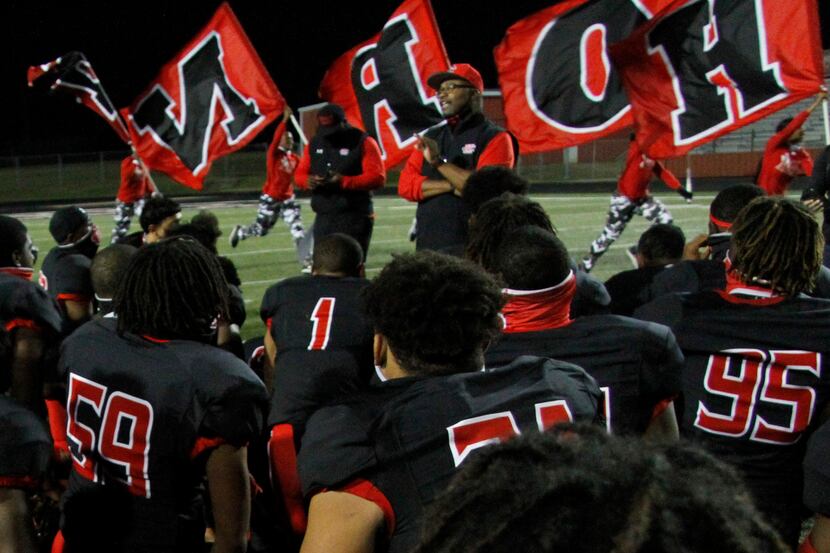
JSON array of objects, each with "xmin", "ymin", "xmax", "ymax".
[
  {"xmin": 122, "ymin": 2, "xmax": 285, "ymax": 190},
  {"xmin": 494, "ymin": 0, "xmax": 674, "ymax": 153},
  {"xmin": 319, "ymin": 0, "xmax": 450, "ymax": 168},
  {"xmin": 611, "ymin": 0, "xmax": 825, "ymax": 158},
  {"xmin": 28, "ymin": 51, "xmax": 131, "ymax": 143}
]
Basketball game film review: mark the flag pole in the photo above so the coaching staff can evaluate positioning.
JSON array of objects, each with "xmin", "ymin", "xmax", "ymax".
[
  {"xmin": 289, "ymin": 114, "xmax": 308, "ymax": 146},
  {"xmin": 822, "ymin": 95, "xmax": 829, "ymax": 146}
]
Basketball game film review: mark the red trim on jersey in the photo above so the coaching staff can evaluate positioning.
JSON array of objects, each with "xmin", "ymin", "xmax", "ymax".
[
  {"xmin": 45, "ymin": 399, "xmax": 69, "ymax": 456},
  {"xmin": 56, "ymin": 293, "xmax": 90, "ymax": 302},
  {"xmin": 0, "ymin": 267, "xmax": 34, "ymax": 280},
  {"xmin": 51, "ymin": 530, "xmax": 65, "ymax": 553},
  {"xmin": 708, "ymin": 213, "xmax": 732, "ymax": 229},
  {"xmin": 4, "ymin": 318, "xmax": 40, "ymax": 333},
  {"xmin": 190, "ymin": 437, "xmax": 227, "ymax": 460},
  {"xmin": 650, "ymin": 397, "xmax": 675, "ymax": 421},
  {"xmin": 141, "ymin": 335, "xmax": 170, "ymax": 344},
  {"xmin": 338, "ymin": 478, "xmax": 396, "ymax": 539},
  {"xmin": 0, "ymin": 475, "xmax": 39, "ymax": 490},
  {"xmin": 719, "ymin": 270, "xmax": 786, "ymax": 305},
  {"xmin": 799, "ymin": 536, "xmax": 819, "ymax": 553},
  {"xmin": 269, "ymin": 424, "xmax": 307, "ymax": 533},
  {"xmin": 500, "ymin": 272, "xmax": 576, "ymax": 333}
]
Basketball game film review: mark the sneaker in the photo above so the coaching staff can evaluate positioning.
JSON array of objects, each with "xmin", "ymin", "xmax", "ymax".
[
  {"xmin": 625, "ymin": 245, "xmax": 639, "ymax": 268},
  {"xmin": 301, "ymin": 259, "xmax": 313, "ymax": 274},
  {"xmin": 579, "ymin": 255, "xmax": 594, "ymax": 273},
  {"xmin": 408, "ymin": 217, "xmax": 418, "ymax": 242},
  {"xmin": 229, "ymin": 225, "xmax": 242, "ymax": 248}
]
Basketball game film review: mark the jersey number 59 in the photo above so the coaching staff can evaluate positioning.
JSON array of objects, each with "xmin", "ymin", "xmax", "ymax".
[{"xmin": 66, "ymin": 373, "xmax": 154, "ymax": 497}]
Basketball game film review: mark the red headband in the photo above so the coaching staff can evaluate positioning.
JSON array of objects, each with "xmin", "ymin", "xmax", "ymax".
[{"xmin": 709, "ymin": 213, "xmax": 732, "ymax": 229}]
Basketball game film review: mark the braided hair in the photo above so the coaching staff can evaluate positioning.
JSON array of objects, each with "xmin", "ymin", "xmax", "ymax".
[
  {"xmin": 730, "ymin": 196, "xmax": 822, "ymax": 296},
  {"xmin": 414, "ymin": 425, "xmax": 789, "ymax": 553},
  {"xmin": 113, "ymin": 237, "xmax": 229, "ymax": 340},
  {"xmin": 466, "ymin": 193, "xmax": 556, "ymax": 273},
  {"xmin": 363, "ymin": 251, "xmax": 503, "ymax": 376}
]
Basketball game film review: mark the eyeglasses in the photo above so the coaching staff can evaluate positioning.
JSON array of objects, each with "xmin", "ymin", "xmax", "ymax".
[{"xmin": 438, "ymin": 83, "xmax": 476, "ymax": 94}]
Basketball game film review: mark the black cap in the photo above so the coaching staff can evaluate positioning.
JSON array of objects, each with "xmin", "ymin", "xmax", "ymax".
[
  {"xmin": 317, "ymin": 103, "xmax": 346, "ymax": 126},
  {"xmin": 49, "ymin": 206, "xmax": 89, "ymax": 244}
]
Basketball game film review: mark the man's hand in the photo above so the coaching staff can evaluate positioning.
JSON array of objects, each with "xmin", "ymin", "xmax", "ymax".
[
  {"xmin": 308, "ymin": 175, "xmax": 326, "ymax": 189},
  {"xmin": 415, "ymin": 135, "xmax": 441, "ymax": 165},
  {"xmin": 683, "ymin": 233, "xmax": 710, "ymax": 261},
  {"xmin": 808, "ymin": 89, "xmax": 828, "ymax": 113},
  {"xmin": 803, "ymin": 198, "xmax": 824, "ymax": 215}
]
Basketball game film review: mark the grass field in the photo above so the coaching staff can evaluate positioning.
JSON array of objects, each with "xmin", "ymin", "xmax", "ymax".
[{"xmin": 15, "ymin": 191, "xmax": 714, "ymax": 341}]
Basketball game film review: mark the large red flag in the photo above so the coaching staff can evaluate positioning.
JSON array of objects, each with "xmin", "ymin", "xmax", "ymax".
[
  {"xmin": 494, "ymin": 0, "xmax": 674, "ymax": 153},
  {"xmin": 318, "ymin": 0, "xmax": 449, "ymax": 168},
  {"xmin": 611, "ymin": 0, "xmax": 824, "ymax": 158},
  {"xmin": 122, "ymin": 3, "xmax": 284, "ymax": 190},
  {"xmin": 28, "ymin": 51, "xmax": 131, "ymax": 143}
]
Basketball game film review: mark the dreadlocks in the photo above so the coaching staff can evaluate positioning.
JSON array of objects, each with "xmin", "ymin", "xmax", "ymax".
[
  {"xmin": 730, "ymin": 196, "xmax": 822, "ymax": 296},
  {"xmin": 414, "ymin": 425, "xmax": 789, "ymax": 553},
  {"xmin": 466, "ymin": 193, "xmax": 556, "ymax": 272},
  {"xmin": 113, "ymin": 237, "xmax": 229, "ymax": 340}
]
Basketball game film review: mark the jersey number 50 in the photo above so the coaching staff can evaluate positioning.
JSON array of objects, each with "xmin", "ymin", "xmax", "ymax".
[
  {"xmin": 695, "ymin": 349, "xmax": 820, "ymax": 445},
  {"xmin": 66, "ymin": 373, "xmax": 154, "ymax": 497}
]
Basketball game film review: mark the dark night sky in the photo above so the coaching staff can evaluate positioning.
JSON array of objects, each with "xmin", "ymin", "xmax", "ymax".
[{"xmin": 3, "ymin": 0, "xmax": 829, "ymax": 157}]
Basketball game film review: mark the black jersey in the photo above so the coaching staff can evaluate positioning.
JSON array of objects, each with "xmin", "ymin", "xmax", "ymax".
[
  {"xmin": 0, "ymin": 269, "xmax": 62, "ymax": 390},
  {"xmin": 260, "ymin": 275, "xmax": 373, "ymax": 428},
  {"xmin": 39, "ymin": 245, "xmax": 94, "ymax": 326},
  {"xmin": 0, "ymin": 396, "xmax": 51, "ymax": 490},
  {"xmin": 636, "ymin": 291, "xmax": 830, "ymax": 545},
  {"xmin": 485, "ymin": 315, "xmax": 682, "ymax": 435},
  {"xmin": 298, "ymin": 356, "xmax": 601, "ymax": 553},
  {"xmin": 58, "ymin": 318, "xmax": 268, "ymax": 553},
  {"xmin": 804, "ymin": 419, "xmax": 830, "ymax": 516}
]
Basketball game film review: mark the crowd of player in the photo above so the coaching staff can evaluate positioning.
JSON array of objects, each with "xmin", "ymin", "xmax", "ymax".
[{"xmin": 3, "ymin": 64, "xmax": 830, "ymax": 553}]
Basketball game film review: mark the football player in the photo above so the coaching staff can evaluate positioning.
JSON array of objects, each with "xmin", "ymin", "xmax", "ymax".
[
  {"xmin": 39, "ymin": 206, "xmax": 100, "ymax": 330},
  {"xmin": 803, "ymin": 420, "xmax": 830, "ymax": 553},
  {"xmin": 119, "ymin": 196, "xmax": 182, "ymax": 247},
  {"xmin": 0, "ymin": 215, "xmax": 62, "ymax": 414},
  {"xmin": 483, "ymin": 225, "xmax": 683, "ymax": 439},
  {"xmin": 636, "ymin": 196, "xmax": 830, "ymax": 548},
  {"xmin": 58, "ymin": 237, "xmax": 268, "ymax": 552},
  {"xmin": 89, "ymin": 244, "xmax": 137, "ymax": 318},
  {"xmin": 259, "ymin": 233, "xmax": 373, "ymax": 535},
  {"xmin": 298, "ymin": 251, "xmax": 600, "ymax": 553}
]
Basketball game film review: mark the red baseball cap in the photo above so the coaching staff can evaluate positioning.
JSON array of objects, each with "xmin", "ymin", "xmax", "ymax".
[{"xmin": 427, "ymin": 63, "xmax": 484, "ymax": 92}]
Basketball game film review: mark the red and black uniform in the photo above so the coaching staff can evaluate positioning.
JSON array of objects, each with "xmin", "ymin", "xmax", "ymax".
[
  {"xmin": 39, "ymin": 244, "xmax": 95, "ymax": 329},
  {"xmin": 298, "ymin": 356, "xmax": 601, "ymax": 553},
  {"xmin": 58, "ymin": 318, "xmax": 268, "ymax": 553},
  {"xmin": 112, "ymin": 156, "xmax": 154, "ymax": 243},
  {"xmin": 295, "ymin": 127, "xmax": 385, "ymax": 258},
  {"xmin": 485, "ymin": 273, "xmax": 682, "ymax": 435},
  {"xmin": 757, "ymin": 110, "xmax": 814, "ymax": 196},
  {"xmin": 636, "ymin": 282, "xmax": 830, "ymax": 548},
  {"xmin": 0, "ymin": 396, "xmax": 52, "ymax": 491},
  {"xmin": 0, "ymin": 267, "xmax": 63, "ymax": 347},
  {"xmin": 398, "ymin": 112, "xmax": 515, "ymax": 255},
  {"xmin": 259, "ymin": 274, "xmax": 374, "ymax": 430}
]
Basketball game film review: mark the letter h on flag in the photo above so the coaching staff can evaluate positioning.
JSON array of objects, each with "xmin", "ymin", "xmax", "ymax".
[
  {"xmin": 122, "ymin": 2, "xmax": 285, "ymax": 190},
  {"xmin": 610, "ymin": 0, "xmax": 825, "ymax": 158},
  {"xmin": 319, "ymin": 0, "xmax": 450, "ymax": 168}
]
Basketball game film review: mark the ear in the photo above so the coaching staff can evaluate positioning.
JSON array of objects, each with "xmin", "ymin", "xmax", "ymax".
[
  {"xmin": 373, "ymin": 333, "xmax": 387, "ymax": 368},
  {"xmin": 11, "ymin": 249, "xmax": 22, "ymax": 267},
  {"xmin": 636, "ymin": 252, "xmax": 646, "ymax": 269},
  {"xmin": 358, "ymin": 263, "xmax": 366, "ymax": 279}
]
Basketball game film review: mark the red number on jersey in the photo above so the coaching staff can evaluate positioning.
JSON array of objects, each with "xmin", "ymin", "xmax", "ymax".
[
  {"xmin": 694, "ymin": 349, "xmax": 820, "ymax": 445},
  {"xmin": 66, "ymin": 374, "xmax": 155, "ymax": 497},
  {"xmin": 448, "ymin": 402, "xmax": 574, "ymax": 467},
  {"xmin": 308, "ymin": 297, "xmax": 335, "ymax": 351}
]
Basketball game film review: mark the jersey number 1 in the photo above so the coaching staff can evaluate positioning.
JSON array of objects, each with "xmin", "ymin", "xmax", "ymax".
[
  {"xmin": 308, "ymin": 297, "xmax": 336, "ymax": 350},
  {"xmin": 66, "ymin": 373, "xmax": 154, "ymax": 498}
]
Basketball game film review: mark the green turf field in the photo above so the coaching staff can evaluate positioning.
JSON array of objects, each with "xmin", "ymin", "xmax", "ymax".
[{"xmin": 15, "ymin": 191, "xmax": 714, "ymax": 342}]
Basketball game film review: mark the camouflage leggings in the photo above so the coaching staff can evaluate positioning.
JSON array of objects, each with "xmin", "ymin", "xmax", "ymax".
[
  {"xmin": 241, "ymin": 194, "xmax": 305, "ymax": 241},
  {"xmin": 111, "ymin": 198, "xmax": 146, "ymax": 243},
  {"xmin": 589, "ymin": 192, "xmax": 672, "ymax": 258}
]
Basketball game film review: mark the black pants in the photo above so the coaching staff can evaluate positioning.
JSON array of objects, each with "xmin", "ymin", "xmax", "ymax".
[{"xmin": 313, "ymin": 210, "xmax": 374, "ymax": 260}]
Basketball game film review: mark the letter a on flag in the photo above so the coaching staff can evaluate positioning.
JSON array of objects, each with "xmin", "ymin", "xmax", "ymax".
[
  {"xmin": 122, "ymin": 3, "xmax": 285, "ymax": 190},
  {"xmin": 319, "ymin": 0, "xmax": 450, "ymax": 168},
  {"xmin": 611, "ymin": 0, "xmax": 824, "ymax": 158}
]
